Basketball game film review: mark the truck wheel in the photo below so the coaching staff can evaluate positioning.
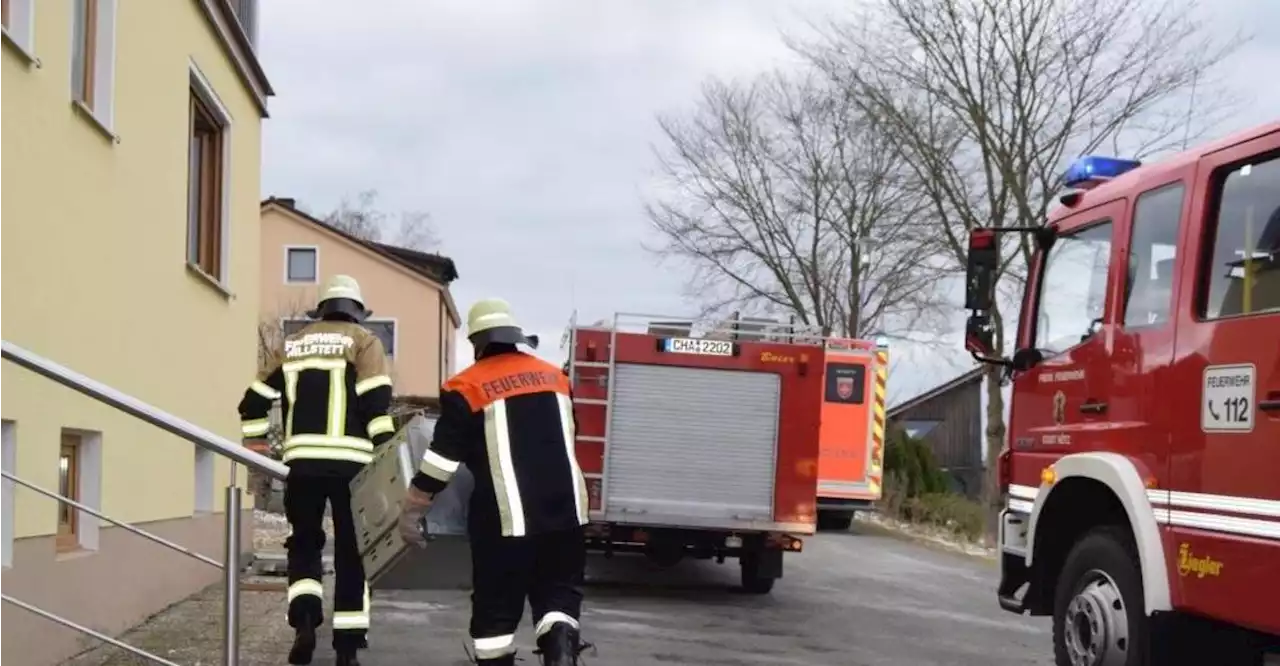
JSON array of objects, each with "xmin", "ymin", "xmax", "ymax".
[
  {"xmin": 739, "ymin": 553, "xmax": 776, "ymax": 594},
  {"xmin": 1052, "ymin": 526, "xmax": 1147, "ymax": 666}
]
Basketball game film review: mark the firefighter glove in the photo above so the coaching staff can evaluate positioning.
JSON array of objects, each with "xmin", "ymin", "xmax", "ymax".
[{"xmin": 398, "ymin": 486, "xmax": 434, "ymax": 549}]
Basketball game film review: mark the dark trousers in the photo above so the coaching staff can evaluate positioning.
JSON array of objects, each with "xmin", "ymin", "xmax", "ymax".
[
  {"xmin": 469, "ymin": 526, "xmax": 586, "ymax": 662},
  {"xmin": 284, "ymin": 474, "xmax": 369, "ymax": 651}
]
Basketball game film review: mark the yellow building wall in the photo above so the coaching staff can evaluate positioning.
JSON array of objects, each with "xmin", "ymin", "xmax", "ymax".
[
  {"xmin": 259, "ymin": 207, "xmax": 449, "ymax": 398},
  {"xmin": 2, "ymin": 0, "xmax": 262, "ymax": 539}
]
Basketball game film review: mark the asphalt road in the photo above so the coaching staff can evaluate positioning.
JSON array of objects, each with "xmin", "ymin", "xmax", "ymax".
[{"xmin": 351, "ymin": 526, "xmax": 1054, "ymax": 666}]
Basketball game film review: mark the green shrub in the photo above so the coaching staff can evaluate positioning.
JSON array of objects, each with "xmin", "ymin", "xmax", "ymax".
[
  {"xmin": 882, "ymin": 424, "xmax": 947, "ymax": 498},
  {"xmin": 903, "ymin": 493, "xmax": 985, "ymax": 541},
  {"xmin": 878, "ymin": 424, "xmax": 984, "ymax": 542}
]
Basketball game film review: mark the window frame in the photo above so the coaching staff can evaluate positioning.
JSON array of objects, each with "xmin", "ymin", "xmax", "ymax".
[
  {"xmin": 186, "ymin": 61, "xmax": 233, "ymax": 290},
  {"xmin": 1195, "ymin": 149, "xmax": 1280, "ymax": 322},
  {"xmin": 1028, "ymin": 218, "xmax": 1116, "ymax": 357},
  {"xmin": 1121, "ymin": 181, "xmax": 1187, "ymax": 330},
  {"xmin": 56, "ymin": 433, "xmax": 81, "ymax": 553},
  {"xmin": 363, "ymin": 319, "xmax": 398, "ymax": 360},
  {"xmin": 283, "ymin": 245, "xmax": 320, "ymax": 284},
  {"xmin": 71, "ymin": 0, "xmax": 97, "ymax": 107},
  {"xmin": 2, "ymin": 0, "xmax": 38, "ymax": 62},
  {"xmin": 901, "ymin": 418, "xmax": 943, "ymax": 439},
  {"xmin": 68, "ymin": 0, "xmax": 117, "ymax": 134}
]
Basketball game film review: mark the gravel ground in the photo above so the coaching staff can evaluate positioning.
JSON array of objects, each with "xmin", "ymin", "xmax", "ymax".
[
  {"xmin": 59, "ymin": 577, "xmax": 294, "ymax": 666},
  {"xmin": 252, "ymin": 509, "xmax": 333, "ymax": 554},
  {"xmin": 61, "ymin": 511, "xmax": 336, "ymax": 666}
]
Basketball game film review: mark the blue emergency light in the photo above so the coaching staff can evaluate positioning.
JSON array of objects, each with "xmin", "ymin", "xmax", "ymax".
[{"xmin": 1063, "ymin": 156, "xmax": 1142, "ymax": 189}]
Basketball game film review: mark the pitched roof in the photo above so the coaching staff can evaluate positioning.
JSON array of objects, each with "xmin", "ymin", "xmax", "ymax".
[
  {"xmin": 261, "ymin": 197, "xmax": 460, "ymax": 324},
  {"xmin": 886, "ymin": 366, "xmax": 985, "ymax": 418},
  {"xmin": 368, "ymin": 241, "xmax": 459, "ymax": 284}
]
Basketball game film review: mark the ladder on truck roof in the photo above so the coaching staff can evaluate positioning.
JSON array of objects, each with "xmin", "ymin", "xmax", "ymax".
[{"xmin": 562, "ymin": 311, "xmax": 879, "ymax": 523}]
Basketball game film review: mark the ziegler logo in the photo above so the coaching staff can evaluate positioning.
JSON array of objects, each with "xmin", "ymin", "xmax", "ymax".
[
  {"xmin": 1177, "ymin": 543, "xmax": 1224, "ymax": 578},
  {"xmin": 760, "ymin": 351, "xmax": 796, "ymax": 364}
]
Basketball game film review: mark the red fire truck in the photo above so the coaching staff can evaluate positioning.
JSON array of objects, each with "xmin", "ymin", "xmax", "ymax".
[
  {"xmin": 964, "ymin": 121, "xmax": 1280, "ymax": 665},
  {"xmin": 814, "ymin": 338, "xmax": 890, "ymax": 531},
  {"xmin": 564, "ymin": 312, "xmax": 869, "ymax": 593}
]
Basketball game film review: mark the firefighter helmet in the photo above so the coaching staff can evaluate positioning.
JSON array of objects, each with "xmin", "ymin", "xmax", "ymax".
[
  {"xmin": 467, "ymin": 298, "xmax": 538, "ymax": 350},
  {"xmin": 308, "ymin": 275, "xmax": 372, "ymax": 321}
]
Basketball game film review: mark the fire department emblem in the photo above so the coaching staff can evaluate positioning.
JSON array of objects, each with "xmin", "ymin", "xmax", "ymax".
[
  {"xmin": 1052, "ymin": 390, "xmax": 1067, "ymax": 425},
  {"xmin": 836, "ymin": 377, "xmax": 855, "ymax": 400}
]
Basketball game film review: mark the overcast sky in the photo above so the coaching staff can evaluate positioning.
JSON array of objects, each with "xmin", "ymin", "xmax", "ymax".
[{"xmin": 258, "ymin": 0, "xmax": 1279, "ymax": 404}]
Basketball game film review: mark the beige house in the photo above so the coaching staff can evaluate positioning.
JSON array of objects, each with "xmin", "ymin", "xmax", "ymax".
[
  {"xmin": 2, "ymin": 0, "xmax": 271, "ymax": 663},
  {"xmin": 260, "ymin": 197, "xmax": 461, "ymax": 403}
]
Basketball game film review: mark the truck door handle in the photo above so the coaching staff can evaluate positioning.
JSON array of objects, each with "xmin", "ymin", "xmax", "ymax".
[
  {"xmin": 1079, "ymin": 400, "xmax": 1108, "ymax": 415},
  {"xmin": 1260, "ymin": 398, "xmax": 1280, "ymax": 412}
]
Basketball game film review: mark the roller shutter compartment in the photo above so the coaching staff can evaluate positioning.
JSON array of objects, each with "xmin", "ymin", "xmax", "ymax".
[{"xmin": 605, "ymin": 363, "xmax": 780, "ymax": 527}]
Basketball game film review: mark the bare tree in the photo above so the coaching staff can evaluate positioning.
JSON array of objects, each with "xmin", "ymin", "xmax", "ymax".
[
  {"xmin": 799, "ymin": 0, "xmax": 1244, "ymax": 535},
  {"xmin": 326, "ymin": 189, "xmax": 440, "ymax": 252},
  {"xmin": 645, "ymin": 71, "xmax": 949, "ymax": 341}
]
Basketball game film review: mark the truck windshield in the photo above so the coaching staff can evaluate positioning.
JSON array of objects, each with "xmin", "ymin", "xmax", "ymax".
[{"xmin": 1032, "ymin": 222, "xmax": 1113, "ymax": 355}]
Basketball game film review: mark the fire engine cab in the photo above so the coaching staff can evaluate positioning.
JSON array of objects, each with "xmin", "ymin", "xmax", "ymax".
[{"xmin": 964, "ymin": 122, "xmax": 1280, "ymax": 665}]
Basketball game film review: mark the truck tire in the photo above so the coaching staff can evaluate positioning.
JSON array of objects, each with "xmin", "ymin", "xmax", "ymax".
[
  {"xmin": 739, "ymin": 553, "xmax": 776, "ymax": 594},
  {"xmin": 1052, "ymin": 526, "xmax": 1148, "ymax": 666}
]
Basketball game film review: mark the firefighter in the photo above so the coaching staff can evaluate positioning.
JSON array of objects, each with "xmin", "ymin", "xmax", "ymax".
[
  {"xmin": 238, "ymin": 275, "xmax": 396, "ymax": 666},
  {"xmin": 397, "ymin": 298, "xmax": 591, "ymax": 666}
]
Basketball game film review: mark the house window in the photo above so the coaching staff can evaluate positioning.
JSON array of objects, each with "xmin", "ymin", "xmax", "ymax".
[
  {"xmin": 56, "ymin": 433, "xmax": 81, "ymax": 552},
  {"xmin": 186, "ymin": 67, "xmax": 231, "ymax": 283},
  {"xmin": 285, "ymin": 247, "xmax": 318, "ymax": 283},
  {"xmin": 282, "ymin": 319, "xmax": 307, "ymax": 338},
  {"xmin": 365, "ymin": 320, "xmax": 397, "ymax": 359},
  {"xmin": 901, "ymin": 419, "xmax": 942, "ymax": 439},
  {"xmin": 1, "ymin": 0, "xmax": 33, "ymax": 53},
  {"xmin": 70, "ymin": 0, "xmax": 97, "ymax": 106},
  {"xmin": 2, "ymin": 420, "xmax": 15, "ymax": 568},
  {"xmin": 69, "ymin": 0, "xmax": 116, "ymax": 125}
]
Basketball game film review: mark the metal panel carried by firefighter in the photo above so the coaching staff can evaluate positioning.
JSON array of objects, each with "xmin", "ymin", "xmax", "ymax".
[
  {"xmin": 605, "ymin": 363, "xmax": 781, "ymax": 528},
  {"xmin": 350, "ymin": 415, "xmax": 474, "ymax": 590}
]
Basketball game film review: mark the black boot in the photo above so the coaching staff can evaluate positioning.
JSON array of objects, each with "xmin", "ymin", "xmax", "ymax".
[
  {"xmin": 287, "ymin": 625, "xmax": 317, "ymax": 665},
  {"xmin": 335, "ymin": 648, "xmax": 361, "ymax": 666},
  {"xmin": 536, "ymin": 624, "xmax": 589, "ymax": 666}
]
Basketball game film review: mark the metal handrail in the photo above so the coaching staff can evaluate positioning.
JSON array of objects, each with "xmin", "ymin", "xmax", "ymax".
[
  {"xmin": 1, "ymin": 341, "xmax": 289, "ymax": 478},
  {"xmin": 0, "ymin": 340, "xmax": 291, "ymax": 666},
  {"xmin": 1, "ymin": 471, "xmax": 223, "ymax": 569}
]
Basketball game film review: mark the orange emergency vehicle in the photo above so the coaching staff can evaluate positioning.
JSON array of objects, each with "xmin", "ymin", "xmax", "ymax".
[
  {"xmin": 964, "ymin": 121, "xmax": 1280, "ymax": 665},
  {"xmin": 813, "ymin": 338, "xmax": 890, "ymax": 531},
  {"xmin": 564, "ymin": 313, "xmax": 879, "ymax": 593}
]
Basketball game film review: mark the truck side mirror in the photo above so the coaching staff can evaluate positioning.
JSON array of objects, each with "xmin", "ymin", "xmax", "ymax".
[
  {"xmin": 965, "ymin": 313, "xmax": 995, "ymax": 357},
  {"xmin": 965, "ymin": 228, "xmax": 999, "ymax": 313},
  {"xmin": 1010, "ymin": 347, "xmax": 1043, "ymax": 372}
]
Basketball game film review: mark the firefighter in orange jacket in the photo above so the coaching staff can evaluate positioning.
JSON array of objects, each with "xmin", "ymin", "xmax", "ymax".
[
  {"xmin": 239, "ymin": 276, "xmax": 395, "ymax": 666},
  {"xmin": 398, "ymin": 298, "xmax": 592, "ymax": 666}
]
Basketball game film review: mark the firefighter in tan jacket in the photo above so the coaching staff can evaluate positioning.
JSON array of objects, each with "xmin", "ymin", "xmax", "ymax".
[{"xmin": 239, "ymin": 276, "xmax": 395, "ymax": 666}]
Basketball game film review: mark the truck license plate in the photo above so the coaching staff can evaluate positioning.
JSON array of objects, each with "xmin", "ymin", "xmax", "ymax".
[{"xmin": 662, "ymin": 337, "xmax": 734, "ymax": 356}]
